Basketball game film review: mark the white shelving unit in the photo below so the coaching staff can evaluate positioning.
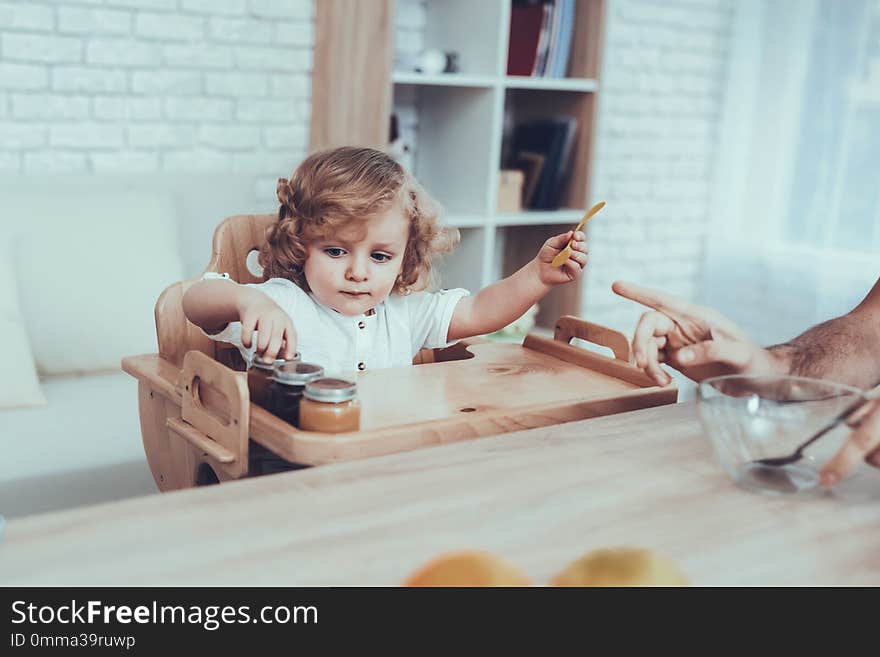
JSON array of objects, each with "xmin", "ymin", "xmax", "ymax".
[{"xmin": 392, "ymin": 0, "xmax": 606, "ymax": 328}]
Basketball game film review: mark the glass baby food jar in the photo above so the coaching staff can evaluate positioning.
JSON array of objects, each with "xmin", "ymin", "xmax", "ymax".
[
  {"xmin": 269, "ymin": 361, "xmax": 324, "ymax": 426},
  {"xmin": 247, "ymin": 354, "xmax": 274, "ymax": 408},
  {"xmin": 247, "ymin": 353, "xmax": 300, "ymax": 408},
  {"xmin": 298, "ymin": 378, "xmax": 361, "ymax": 433}
]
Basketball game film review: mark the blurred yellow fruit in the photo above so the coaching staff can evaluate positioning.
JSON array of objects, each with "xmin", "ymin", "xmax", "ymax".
[
  {"xmin": 403, "ymin": 550, "xmax": 532, "ymax": 587},
  {"xmin": 551, "ymin": 547, "xmax": 689, "ymax": 587}
]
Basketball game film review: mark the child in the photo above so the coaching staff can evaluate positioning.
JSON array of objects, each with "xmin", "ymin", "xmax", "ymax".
[{"xmin": 182, "ymin": 146, "xmax": 588, "ymax": 374}]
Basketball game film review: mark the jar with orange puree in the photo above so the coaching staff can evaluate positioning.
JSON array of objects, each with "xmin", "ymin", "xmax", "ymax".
[{"xmin": 299, "ymin": 378, "xmax": 361, "ymax": 433}]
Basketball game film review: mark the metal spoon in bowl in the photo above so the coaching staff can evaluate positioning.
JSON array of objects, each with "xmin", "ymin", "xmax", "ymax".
[{"xmin": 753, "ymin": 395, "xmax": 873, "ymax": 468}]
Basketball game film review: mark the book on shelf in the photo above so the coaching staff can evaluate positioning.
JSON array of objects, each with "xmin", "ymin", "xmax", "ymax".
[
  {"xmin": 507, "ymin": 2, "xmax": 544, "ymax": 76},
  {"xmin": 551, "ymin": 0, "xmax": 575, "ymax": 77},
  {"xmin": 543, "ymin": 0, "xmax": 563, "ymax": 76},
  {"xmin": 510, "ymin": 117, "xmax": 578, "ymax": 210},
  {"xmin": 507, "ymin": 0, "xmax": 576, "ymax": 78},
  {"xmin": 531, "ymin": 2, "xmax": 553, "ymax": 76},
  {"xmin": 512, "ymin": 150, "xmax": 545, "ymax": 208}
]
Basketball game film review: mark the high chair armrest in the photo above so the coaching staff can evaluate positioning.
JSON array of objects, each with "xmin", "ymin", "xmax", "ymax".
[
  {"xmin": 523, "ymin": 315, "xmax": 662, "ymax": 389},
  {"xmin": 553, "ymin": 315, "xmax": 632, "ymax": 363},
  {"xmin": 166, "ymin": 417, "xmax": 236, "ymax": 464},
  {"xmin": 121, "ymin": 353, "xmax": 182, "ymax": 401}
]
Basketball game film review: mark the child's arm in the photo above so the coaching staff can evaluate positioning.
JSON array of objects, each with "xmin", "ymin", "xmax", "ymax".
[
  {"xmin": 447, "ymin": 230, "xmax": 587, "ymax": 341},
  {"xmin": 182, "ymin": 279, "xmax": 298, "ymax": 360}
]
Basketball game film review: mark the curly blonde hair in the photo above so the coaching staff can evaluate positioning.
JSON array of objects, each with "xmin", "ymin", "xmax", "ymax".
[{"xmin": 260, "ymin": 146, "xmax": 458, "ymax": 294}]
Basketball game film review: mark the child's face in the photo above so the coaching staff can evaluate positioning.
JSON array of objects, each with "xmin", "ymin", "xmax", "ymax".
[{"xmin": 304, "ymin": 203, "xmax": 409, "ymax": 316}]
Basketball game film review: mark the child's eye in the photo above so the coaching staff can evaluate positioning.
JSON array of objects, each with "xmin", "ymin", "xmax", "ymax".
[
  {"xmin": 324, "ymin": 247, "xmax": 346, "ymax": 257},
  {"xmin": 371, "ymin": 252, "xmax": 393, "ymax": 263}
]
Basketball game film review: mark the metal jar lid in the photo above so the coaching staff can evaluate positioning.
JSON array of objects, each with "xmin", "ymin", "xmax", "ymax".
[
  {"xmin": 272, "ymin": 361, "xmax": 323, "ymax": 385},
  {"xmin": 303, "ymin": 378, "xmax": 358, "ymax": 403},
  {"xmin": 253, "ymin": 352, "xmax": 300, "ymax": 371}
]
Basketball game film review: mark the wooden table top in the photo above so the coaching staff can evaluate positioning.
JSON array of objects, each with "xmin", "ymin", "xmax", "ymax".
[{"xmin": 2, "ymin": 402, "xmax": 878, "ymax": 586}]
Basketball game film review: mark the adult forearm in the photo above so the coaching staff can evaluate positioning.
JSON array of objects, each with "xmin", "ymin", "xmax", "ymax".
[{"xmin": 769, "ymin": 313, "xmax": 880, "ymax": 388}]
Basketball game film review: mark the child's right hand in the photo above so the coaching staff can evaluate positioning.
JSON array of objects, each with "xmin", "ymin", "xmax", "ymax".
[{"xmin": 238, "ymin": 292, "xmax": 298, "ymax": 361}]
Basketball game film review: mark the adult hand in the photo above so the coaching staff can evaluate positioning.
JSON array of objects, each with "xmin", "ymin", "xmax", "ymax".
[
  {"xmin": 611, "ymin": 280, "xmax": 786, "ymax": 385},
  {"xmin": 820, "ymin": 397, "xmax": 880, "ymax": 488}
]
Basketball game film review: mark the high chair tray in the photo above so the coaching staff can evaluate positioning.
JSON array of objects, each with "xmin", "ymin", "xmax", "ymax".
[{"xmin": 123, "ymin": 316, "xmax": 677, "ymax": 487}]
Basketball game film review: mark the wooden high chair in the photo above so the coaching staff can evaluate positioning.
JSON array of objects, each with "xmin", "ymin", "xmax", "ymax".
[{"xmin": 123, "ymin": 214, "xmax": 677, "ymax": 492}]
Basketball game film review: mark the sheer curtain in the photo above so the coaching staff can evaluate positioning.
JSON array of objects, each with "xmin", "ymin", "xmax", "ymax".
[{"xmin": 705, "ymin": 0, "xmax": 880, "ymax": 347}]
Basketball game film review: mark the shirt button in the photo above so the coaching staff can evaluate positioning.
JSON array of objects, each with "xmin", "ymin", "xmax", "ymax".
[
  {"xmin": 358, "ymin": 321, "xmax": 365, "ymax": 329},
  {"xmin": 358, "ymin": 362, "xmax": 366, "ymax": 371}
]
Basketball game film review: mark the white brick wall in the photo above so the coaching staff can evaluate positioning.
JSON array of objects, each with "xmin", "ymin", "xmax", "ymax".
[
  {"xmin": 0, "ymin": 62, "xmax": 50, "ymax": 89},
  {"xmin": 2, "ymin": 33, "xmax": 83, "ymax": 63},
  {"xmin": 0, "ymin": 2, "xmax": 54, "ymax": 30},
  {"xmin": 52, "ymin": 66, "xmax": 128, "ymax": 92},
  {"xmin": 181, "ymin": 0, "xmax": 248, "ymax": 16},
  {"xmin": 0, "ymin": 0, "xmax": 314, "ymax": 212},
  {"xmin": 209, "ymin": 16, "xmax": 275, "ymax": 43},
  {"xmin": 59, "ymin": 7, "xmax": 133, "ymax": 35}
]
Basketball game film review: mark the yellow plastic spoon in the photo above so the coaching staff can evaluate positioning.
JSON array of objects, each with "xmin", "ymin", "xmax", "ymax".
[{"xmin": 551, "ymin": 200, "xmax": 605, "ymax": 268}]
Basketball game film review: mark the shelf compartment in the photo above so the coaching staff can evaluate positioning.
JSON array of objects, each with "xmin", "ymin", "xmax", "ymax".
[
  {"xmin": 421, "ymin": 0, "xmax": 508, "ymax": 77},
  {"xmin": 503, "ymin": 88, "xmax": 597, "ymax": 210},
  {"xmin": 405, "ymin": 84, "xmax": 499, "ymax": 216}
]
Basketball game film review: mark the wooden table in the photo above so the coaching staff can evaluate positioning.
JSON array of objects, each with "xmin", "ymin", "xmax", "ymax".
[{"xmin": 2, "ymin": 402, "xmax": 879, "ymax": 586}]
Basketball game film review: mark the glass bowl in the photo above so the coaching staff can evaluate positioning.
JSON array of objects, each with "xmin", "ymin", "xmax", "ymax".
[{"xmin": 697, "ymin": 375, "xmax": 865, "ymax": 495}]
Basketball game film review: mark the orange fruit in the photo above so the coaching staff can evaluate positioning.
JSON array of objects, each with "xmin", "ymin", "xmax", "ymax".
[
  {"xmin": 551, "ymin": 547, "xmax": 689, "ymax": 587},
  {"xmin": 403, "ymin": 550, "xmax": 531, "ymax": 587}
]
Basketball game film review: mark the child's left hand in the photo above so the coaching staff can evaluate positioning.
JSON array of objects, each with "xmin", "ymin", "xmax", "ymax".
[{"xmin": 534, "ymin": 230, "xmax": 588, "ymax": 285}]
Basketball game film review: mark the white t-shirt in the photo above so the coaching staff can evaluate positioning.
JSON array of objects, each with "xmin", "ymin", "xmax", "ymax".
[{"xmin": 205, "ymin": 276, "xmax": 470, "ymax": 376}]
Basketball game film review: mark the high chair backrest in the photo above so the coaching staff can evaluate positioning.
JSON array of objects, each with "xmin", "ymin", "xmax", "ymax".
[{"xmin": 155, "ymin": 213, "xmax": 276, "ymax": 369}]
